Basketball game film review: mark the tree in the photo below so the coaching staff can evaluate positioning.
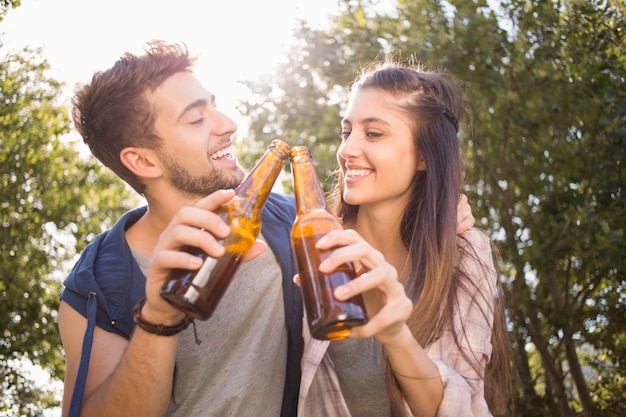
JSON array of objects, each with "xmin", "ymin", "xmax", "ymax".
[
  {"xmin": 0, "ymin": 40, "xmax": 137, "ymax": 415},
  {"xmin": 238, "ymin": 4, "xmax": 391, "ymax": 191},
  {"xmin": 0, "ymin": 0, "xmax": 20, "ymax": 20},
  {"xmin": 239, "ymin": 0, "xmax": 626, "ymax": 416}
]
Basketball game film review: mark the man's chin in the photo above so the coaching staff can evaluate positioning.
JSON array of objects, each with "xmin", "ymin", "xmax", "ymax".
[
  {"xmin": 215, "ymin": 168, "xmax": 246, "ymax": 192},
  {"xmin": 228, "ymin": 166, "xmax": 246, "ymax": 188}
]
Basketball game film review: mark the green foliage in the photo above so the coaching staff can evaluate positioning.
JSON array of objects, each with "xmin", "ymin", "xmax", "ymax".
[
  {"xmin": 1, "ymin": 360, "xmax": 58, "ymax": 417},
  {"xmin": 0, "ymin": 0, "xmax": 20, "ymax": 21},
  {"xmin": 240, "ymin": 0, "xmax": 626, "ymax": 415},
  {"xmin": 0, "ymin": 41, "xmax": 137, "ymax": 415}
]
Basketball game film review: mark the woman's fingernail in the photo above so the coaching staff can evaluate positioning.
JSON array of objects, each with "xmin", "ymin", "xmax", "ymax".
[{"xmin": 334, "ymin": 286, "xmax": 348, "ymax": 298}]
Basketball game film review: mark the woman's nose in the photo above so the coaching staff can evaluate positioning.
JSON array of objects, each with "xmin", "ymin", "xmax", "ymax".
[{"xmin": 338, "ymin": 135, "xmax": 359, "ymax": 161}]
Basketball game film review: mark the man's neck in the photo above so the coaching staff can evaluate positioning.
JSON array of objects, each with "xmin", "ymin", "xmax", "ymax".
[{"xmin": 125, "ymin": 190, "xmax": 198, "ymax": 257}]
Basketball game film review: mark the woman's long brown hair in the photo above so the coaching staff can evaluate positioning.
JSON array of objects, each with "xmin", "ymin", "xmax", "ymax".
[{"xmin": 330, "ymin": 62, "xmax": 513, "ymax": 416}]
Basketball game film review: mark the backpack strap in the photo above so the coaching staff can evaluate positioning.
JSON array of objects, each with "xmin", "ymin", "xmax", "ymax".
[{"xmin": 68, "ymin": 291, "xmax": 98, "ymax": 417}]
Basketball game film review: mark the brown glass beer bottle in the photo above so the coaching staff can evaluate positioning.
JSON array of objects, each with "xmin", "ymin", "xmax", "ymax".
[
  {"xmin": 290, "ymin": 146, "xmax": 368, "ymax": 340},
  {"xmin": 160, "ymin": 139, "xmax": 291, "ymax": 320}
]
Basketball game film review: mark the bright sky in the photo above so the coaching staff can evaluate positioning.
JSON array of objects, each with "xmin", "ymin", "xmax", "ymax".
[{"xmin": 2, "ymin": 0, "xmax": 339, "ymax": 136}]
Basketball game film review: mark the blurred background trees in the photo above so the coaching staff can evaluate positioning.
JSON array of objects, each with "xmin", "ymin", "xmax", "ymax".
[
  {"xmin": 1, "ymin": 0, "xmax": 624, "ymax": 416},
  {"xmin": 1, "ymin": 1, "xmax": 136, "ymax": 415}
]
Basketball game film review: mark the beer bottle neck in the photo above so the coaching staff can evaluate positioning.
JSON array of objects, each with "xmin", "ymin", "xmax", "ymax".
[
  {"xmin": 234, "ymin": 140, "xmax": 290, "ymax": 214},
  {"xmin": 291, "ymin": 147, "xmax": 329, "ymax": 214}
]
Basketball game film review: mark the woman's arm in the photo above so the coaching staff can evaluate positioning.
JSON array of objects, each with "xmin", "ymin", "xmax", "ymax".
[
  {"xmin": 316, "ymin": 227, "xmax": 496, "ymax": 417},
  {"xmin": 316, "ymin": 230, "xmax": 444, "ymax": 417}
]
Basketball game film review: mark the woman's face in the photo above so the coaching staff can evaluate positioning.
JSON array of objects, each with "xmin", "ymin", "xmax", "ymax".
[{"xmin": 338, "ymin": 87, "xmax": 424, "ymax": 210}]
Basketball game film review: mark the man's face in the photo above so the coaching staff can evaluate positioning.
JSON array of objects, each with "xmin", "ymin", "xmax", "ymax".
[{"xmin": 150, "ymin": 71, "xmax": 245, "ymax": 197}]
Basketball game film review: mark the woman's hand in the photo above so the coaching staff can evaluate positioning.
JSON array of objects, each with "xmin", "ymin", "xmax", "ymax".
[
  {"xmin": 315, "ymin": 229, "xmax": 413, "ymax": 345},
  {"xmin": 314, "ymin": 229, "xmax": 444, "ymax": 416}
]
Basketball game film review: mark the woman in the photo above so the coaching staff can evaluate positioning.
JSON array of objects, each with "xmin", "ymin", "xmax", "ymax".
[{"xmin": 298, "ymin": 62, "xmax": 512, "ymax": 417}]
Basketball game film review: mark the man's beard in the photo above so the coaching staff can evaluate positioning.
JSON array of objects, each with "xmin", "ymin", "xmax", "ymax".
[{"xmin": 159, "ymin": 151, "xmax": 245, "ymax": 197}]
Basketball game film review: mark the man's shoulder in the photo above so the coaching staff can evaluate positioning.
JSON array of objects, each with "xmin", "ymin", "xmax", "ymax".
[
  {"xmin": 263, "ymin": 192, "xmax": 296, "ymax": 224},
  {"xmin": 267, "ymin": 192, "xmax": 295, "ymax": 207},
  {"xmin": 61, "ymin": 206, "xmax": 148, "ymax": 338}
]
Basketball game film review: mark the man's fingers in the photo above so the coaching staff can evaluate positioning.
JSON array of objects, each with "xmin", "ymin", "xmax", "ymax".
[{"xmin": 242, "ymin": 240, "xmax": 267, "ymax": 262}]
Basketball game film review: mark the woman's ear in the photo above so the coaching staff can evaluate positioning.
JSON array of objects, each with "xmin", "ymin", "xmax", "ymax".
[
  {"xmin": 120, "ymin": 147, "xmax": 162, "ymax": 179},
  {"xmin": 417, "ymin": 158, "xmax": 427, "ymax": 171}
]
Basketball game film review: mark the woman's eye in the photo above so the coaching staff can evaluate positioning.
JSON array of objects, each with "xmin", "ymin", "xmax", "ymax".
[
  {"xmin": 367, "ymin": 131, "xmax": 382, "ymax": 139},
  {"xmin": 341, "ymin": 130, "xmax": 351, "ymax": 140},
  {"xmin": 190, "ymin": 117, "xmax": 205, "ymax": 125}
]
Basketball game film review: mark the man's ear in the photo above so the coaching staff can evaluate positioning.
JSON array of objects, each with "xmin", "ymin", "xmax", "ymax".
[{"xmin": 120, "ymin": 147, "xmax": 162, "ymax": 179}]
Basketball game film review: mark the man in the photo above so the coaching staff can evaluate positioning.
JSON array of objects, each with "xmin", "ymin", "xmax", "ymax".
[{"xmin": 59, "ymin": 41, "xmax": 302, "ymax": 417}]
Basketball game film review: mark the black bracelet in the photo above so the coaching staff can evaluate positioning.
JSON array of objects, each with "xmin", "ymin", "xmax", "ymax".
[{"xmin": 132, "ymin": 297, "xmax": 195, "ymax": 338}]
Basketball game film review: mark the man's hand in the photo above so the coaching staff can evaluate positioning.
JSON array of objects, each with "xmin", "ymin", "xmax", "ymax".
[
  {"xmin": 144, "ymin": 189, "xmax": 266, "ymax": 324},
  {"xmin": 457, "ymin": 193, "xmax": 475, "ymax": 234}
]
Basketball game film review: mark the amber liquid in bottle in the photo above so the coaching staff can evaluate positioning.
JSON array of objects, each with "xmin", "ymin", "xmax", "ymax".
[
  {"xmin": 290, "ymin": 146, "xmax": 367, "ymax": 340},
  {"xmin": 160, "ymin": 139, "xmax": 291, "ymax": 320}
]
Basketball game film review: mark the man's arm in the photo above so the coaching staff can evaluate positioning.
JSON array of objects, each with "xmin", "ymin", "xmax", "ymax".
[
  {"xmin": 59, "ymin": 301, "xmax": 179, "ymax": 417},
  {"xmin": 59, "ymin": 189, "xmax": 267, "ymax": 417}
]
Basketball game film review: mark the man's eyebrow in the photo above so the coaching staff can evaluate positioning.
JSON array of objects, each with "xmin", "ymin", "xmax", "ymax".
[{"xmin": 176, "ymin": 94, "xmax": 216, "ymax": 122}]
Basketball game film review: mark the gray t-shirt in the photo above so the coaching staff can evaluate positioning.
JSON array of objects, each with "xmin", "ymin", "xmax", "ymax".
[
  {"xmin": 327, "ymin": 336, "xmax": 390, "ymax": 416},
  {"xmin": 133, "ymin": 233, "xmax": 287, "ymax": 416}
]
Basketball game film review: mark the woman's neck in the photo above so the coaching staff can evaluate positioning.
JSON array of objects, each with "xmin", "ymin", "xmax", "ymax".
[{"xmin": 348, "ymin": 205, "xmax": 411, "ymax": 284}]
